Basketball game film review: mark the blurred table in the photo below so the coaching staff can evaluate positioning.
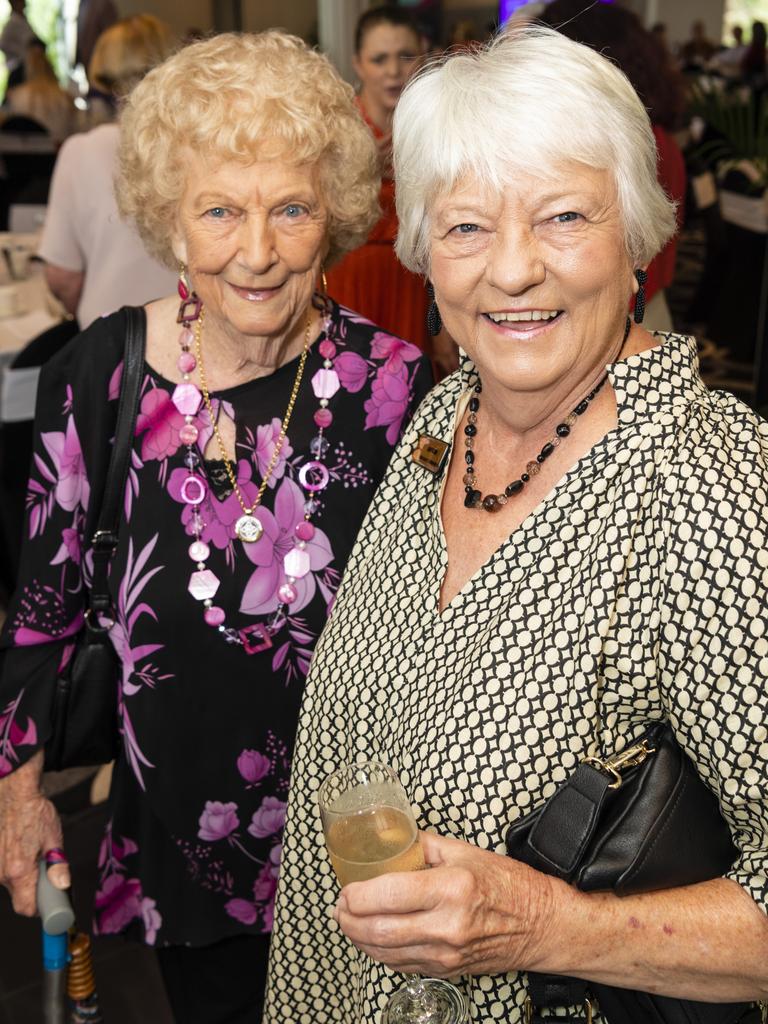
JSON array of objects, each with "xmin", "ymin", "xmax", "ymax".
[{"xmin": 0, "ymin": 232, "xmax": 64, "ymax": 421}]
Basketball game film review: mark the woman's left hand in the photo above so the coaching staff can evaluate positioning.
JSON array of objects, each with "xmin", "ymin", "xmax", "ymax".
[{"xmin": 333, "ymin": 831, "xmax": 560, "ymax": 978}]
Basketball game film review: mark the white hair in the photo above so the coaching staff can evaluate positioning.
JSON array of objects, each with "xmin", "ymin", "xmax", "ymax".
[{"xmin": 393, "ymin": 23, "xmax": 677, "ymax": 275}]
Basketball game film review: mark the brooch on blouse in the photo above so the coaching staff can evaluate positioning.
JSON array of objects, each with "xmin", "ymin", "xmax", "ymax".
[{"xmin": 412, "ymin": 434, "xmax": 450, "ymax": 474}]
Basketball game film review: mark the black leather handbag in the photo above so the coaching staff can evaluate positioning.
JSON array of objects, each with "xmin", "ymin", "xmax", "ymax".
[
  {"xmin": 44, "ymin": 308, "xmax": 145, "ymax": 771},
  {"xmin": 505, "ymin": 720, "xmax": 761, "ymax": 1024}
]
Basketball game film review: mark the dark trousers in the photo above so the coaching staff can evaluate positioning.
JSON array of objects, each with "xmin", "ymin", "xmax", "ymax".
[{"xmin": 156, "ymin": 933, "xmax": 270, "ymax": 1023}]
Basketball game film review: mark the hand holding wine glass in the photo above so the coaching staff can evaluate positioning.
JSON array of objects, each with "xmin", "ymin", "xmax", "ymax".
[{"xmin": 319, "ymin": 761, "xmax": 469, "ymax": 1024}]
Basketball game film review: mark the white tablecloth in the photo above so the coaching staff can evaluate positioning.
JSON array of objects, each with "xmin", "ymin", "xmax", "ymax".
[{"xmin": 0, "ymin": 232, "xmax": 65, "ymax": 422}]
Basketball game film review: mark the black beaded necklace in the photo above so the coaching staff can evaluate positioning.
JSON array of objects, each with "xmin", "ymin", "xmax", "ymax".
[{"xmin": 462, "ymin": 318, "xmax": 630, "ymax": 513}]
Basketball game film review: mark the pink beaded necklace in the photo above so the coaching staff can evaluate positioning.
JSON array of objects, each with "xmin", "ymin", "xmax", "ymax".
[{"xmin": 169, "ymin": 292, "xmax": 341, "ymax": 654}]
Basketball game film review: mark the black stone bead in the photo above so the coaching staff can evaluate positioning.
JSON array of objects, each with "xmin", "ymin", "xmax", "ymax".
[
  {"xmin": 539, "ymin": 442, "xmax": 554, "ymax": 460},
  {"xmin": 505, "ymin": 479, "xmax": 524, "ymax": 497},
  {"xmin": 575, "ymin": 400, "xmax": 588, "ymax": 415},
  {"xmin": 556, "ymin": 424, "xmax": 570, "ymax": 438},
  {"xmin": 521, "ymin": 473, "xmax": 530, "ymax": 483},
  {"xmin": 465, "ymin": 451, "xmax": 475, "ymax": 464},
  {"xmin": 464, "ymin": 423, "xmax": 477, "ymax": 437},
  {"xmin": 464, "ymin": 489, "xmax": 481, "ymax": 508},
  {"xmin": 469, "ymin": 397, "xmax": 480, "ymax": 412}
]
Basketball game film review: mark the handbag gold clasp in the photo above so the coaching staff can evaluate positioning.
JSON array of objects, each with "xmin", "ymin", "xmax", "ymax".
[
  {"xmin": 583, "ymin": 740, "xmax": 656, "ymax": 790},
  {"xmin": 524, "ymin": 995, "xmax": 593, "ymax": 1023}
]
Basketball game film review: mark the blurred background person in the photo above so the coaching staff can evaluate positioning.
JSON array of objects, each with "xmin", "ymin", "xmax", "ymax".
[
  {"xmin": 680, "ymin": 19, "xmax": 718, "ymax": 68},
  {"xmin": 4, "ymin": 38, "xmax": 74, "ymax": 141},
  {"xmin": 79, "ymin": 10, "xmax": 172, "ymax": 129},
  {"xmin": 741, "ymin": 21, "xmax": 767, "ymax": 88},
  {"xmin": 542, "ymin": 0, "xmax": 686, "ymax": 333},
  {"xmin": 39, "ymin": 14, "xmax": 177, "ymax": 328},
  {"xmin": 0, "ymin": 0, "xmax": 36, "ymax": 88},
  {"xmin": 714, "ymin": 23, "xmax": 748, "ymax": 76},
  {"xmin": 650, "ymin": 21, "xmax": 670, "ymax": 55},
  {"xmin": 75, "ymin": 0, "xmax": 117, "ymax": 73},
  {"xmin": 326, "ymin": 5, "xmax": 457, "ymax": 373}
]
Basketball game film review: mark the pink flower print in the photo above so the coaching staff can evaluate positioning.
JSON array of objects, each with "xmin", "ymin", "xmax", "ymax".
[
  {"xmin": 198, "ymin": 801, "xmax": 240, "ymax": 842},
  {"xmin": 140, "ymin": 897, "xmax": 162, "ymax": 945},
  {"xmin": 252, "ymin": 861, "xmax": 278, "ymax": 904},
  {"xmin": 240, "ymin": 477, "xmax": 333, "ymax": 616},
  {"xmin": 51, "ymin": 526, "xmax": 82, "ymax": 567},
  {"xmin": 135, "ymin": 388, "xmax": 184, "ymax": 461},
  {"xmin": 224, "ymin": 898, "xmax": 259, "ymax": 926},
  {"xmin": 370, "ymin": 332, "xmax": 422, "ymax": 373},
  {"xmin": 168, "ymin": 460, "xmax": 259, "ymax": 549},
  {"xmin": 237, "ymin": 749, "xmax": 270, "ymax": 785},
  {"xmin": 335, "ymin": 350, "xmax": 369, "ymax": 393},
  {"xmin": 40, "ymin": 416, "xmax": 90, "ymax": 514},
  {"xmin": 247, "ymin": 796, "xmax": 286, "ymax": 839},
  {"xmin": 94, "ymin": 874, "xmax": 142, "ymax": 934},
  {"xmin": 364, "ymin": 363, "xmax": 413, "ymax": 445},
  {"xmin": 254, "ymin": 418, "xmax": 293, "ymax": 486}
]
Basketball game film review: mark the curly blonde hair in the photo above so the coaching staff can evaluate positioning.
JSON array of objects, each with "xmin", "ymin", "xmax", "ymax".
[{"xmin": 117, "ymin": 31, "xmax": 380, "ymax": 268}]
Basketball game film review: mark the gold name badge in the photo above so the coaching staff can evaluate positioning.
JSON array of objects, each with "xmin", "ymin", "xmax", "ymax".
[{"xmin": 412, "ymin": 434, "xmax": 450, "ymax": 474}]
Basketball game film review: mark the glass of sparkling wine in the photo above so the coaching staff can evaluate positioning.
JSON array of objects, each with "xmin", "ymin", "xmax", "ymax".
[{"xmin": 319, "ymin": 761, "xmax": 469, "ymax": 1024}]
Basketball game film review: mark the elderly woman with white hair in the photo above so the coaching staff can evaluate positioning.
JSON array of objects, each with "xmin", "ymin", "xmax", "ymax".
[
  {"xmin": 0, "ymin": 31, "xmax": 431, "ymax": 1023},
  {"xmin": 265, "ymin": 25, "xmax": 768, "ymax": 1024}
]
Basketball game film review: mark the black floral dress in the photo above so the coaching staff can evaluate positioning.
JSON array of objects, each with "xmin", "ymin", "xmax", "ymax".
[{"xmin": 0, "ymin": 300, "xmax": 432, "ymax": 947}]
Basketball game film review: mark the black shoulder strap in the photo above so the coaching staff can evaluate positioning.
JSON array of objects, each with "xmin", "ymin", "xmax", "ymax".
[{"xmin": 88, "ymin": 306, "xmax": 146, "ymax": 621}]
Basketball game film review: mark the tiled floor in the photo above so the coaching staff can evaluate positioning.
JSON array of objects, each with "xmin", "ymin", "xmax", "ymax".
[{"xmin": 0, "ymin": 784, "xmax": 174, "ymax": 1024}]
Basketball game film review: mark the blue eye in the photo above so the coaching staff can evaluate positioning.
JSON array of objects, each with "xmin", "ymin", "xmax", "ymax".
[
  {"xmin": 207, "ymin": 207, "xmax": 228, "ymax": 218},
  {"xmin": 454, "ymin": 223, "xmax": 478, "ymax": 234},
  {"xmin": 284, "ymin": 204, "xmax": 307, "ymax": 218},
  {"xmin": 554, "ymin": 211, "xmax": 580, "ymax": 223}
]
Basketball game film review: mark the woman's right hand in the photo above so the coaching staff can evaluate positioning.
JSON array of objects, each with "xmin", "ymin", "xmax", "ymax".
[{"xmin": 0, "ymin": 750, "xmax": 70, "ymax": 916}]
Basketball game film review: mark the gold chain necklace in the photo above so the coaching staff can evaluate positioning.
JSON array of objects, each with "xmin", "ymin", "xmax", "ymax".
[{"xmin": 193, "ymin": 307, "xmax": 313, "ymax": 543}]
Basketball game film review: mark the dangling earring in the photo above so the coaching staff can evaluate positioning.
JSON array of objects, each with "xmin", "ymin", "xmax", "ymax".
[
  {"xmin": 426, "ymin": 282, "xmax": 442, "ymax": 336},
  {"xmin": 320, "ymin": 266, "xmax": 328, "ymax": 296},
  {"xmin": 177, "ymin": 262, "xmax": 202, "ymax": 323},
  {"xmin": 633, "ymin": 268, "xmax": 648, "ymax": 324}
]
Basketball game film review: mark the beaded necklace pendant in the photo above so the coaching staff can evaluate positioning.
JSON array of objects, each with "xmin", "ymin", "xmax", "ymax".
[{"xmin": 175, "ymin": 297, "xmax": 340, "ymax": 652}]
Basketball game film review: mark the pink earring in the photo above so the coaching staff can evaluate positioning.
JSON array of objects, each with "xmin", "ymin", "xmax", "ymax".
[{"xmin": 177, "ymin": 263, "xmax": 202, "ymax": 323}]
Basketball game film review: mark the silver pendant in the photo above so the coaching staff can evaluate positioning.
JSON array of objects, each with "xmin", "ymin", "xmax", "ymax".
[{"xmin": 235, "ymin": 514, "xmax": 263, "ymax": 543}]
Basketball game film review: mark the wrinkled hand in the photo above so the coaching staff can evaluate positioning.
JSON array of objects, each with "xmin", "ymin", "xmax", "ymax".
[
  {"xmin": 333, "ymin": 831, "xmax": 558, "ymax": 978},
  {"xmin": 0, "ymin": 751, "xmax": 70, "ymax": 916}
]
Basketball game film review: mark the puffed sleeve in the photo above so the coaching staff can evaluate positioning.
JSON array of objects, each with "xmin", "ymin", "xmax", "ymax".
[
  {"xmin": 0, "ymin": 313, "xmax": 126, "ymax": 776},
  {"xmin": 658, "ymin": 390, "xmax": 768, "ymax": 915}
]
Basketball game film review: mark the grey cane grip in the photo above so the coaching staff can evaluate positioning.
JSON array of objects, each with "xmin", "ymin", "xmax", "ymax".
[{"xmin": 37, "ymin": 859, "xmax": 75, "ymax": 935}]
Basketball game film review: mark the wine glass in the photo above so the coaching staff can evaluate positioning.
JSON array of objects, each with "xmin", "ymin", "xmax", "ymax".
[{"xmin": 319, "ymin": 761, "xmax": 469, "ymax": 1024}]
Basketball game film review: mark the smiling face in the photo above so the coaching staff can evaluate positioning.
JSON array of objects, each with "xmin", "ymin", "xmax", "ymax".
[
  {"xmin": 429, "ymin": 162, "xmax": 637, "ymax": 403},
  {"xmin": 172, "ymin": 152, "xmax": 329, "ymax": 350},
  {"xmin": 353, "ymin": 22, "xmax": 420, "ymax": 117}
]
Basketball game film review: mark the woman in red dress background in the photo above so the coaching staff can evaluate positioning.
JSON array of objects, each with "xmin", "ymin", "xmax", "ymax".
[{"xmin": 327, "ymin": 7, "xmax": 454, "ymax": 370}]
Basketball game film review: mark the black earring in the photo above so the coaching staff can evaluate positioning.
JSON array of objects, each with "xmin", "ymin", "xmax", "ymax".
[
  {"xmin": 633, "ymin": 269, "xmax": 647, "ymax": 324},
  {"xmin": 426, "ymin": 282, "xmax": 442, "ymax": 336}
]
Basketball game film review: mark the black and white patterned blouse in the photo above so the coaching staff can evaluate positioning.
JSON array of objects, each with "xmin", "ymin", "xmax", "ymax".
[{"xmin": 265, "ymin": 333, "xmax": 768, "ymax": 1022}]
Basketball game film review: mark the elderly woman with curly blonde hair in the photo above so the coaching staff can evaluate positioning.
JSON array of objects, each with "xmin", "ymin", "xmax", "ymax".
[{"xmin": 0, "ymin": 31, "xmax": 431, "ymax": 1022}]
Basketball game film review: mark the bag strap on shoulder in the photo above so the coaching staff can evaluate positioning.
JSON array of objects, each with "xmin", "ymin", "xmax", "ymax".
[{"xmin": 88, "ymin": 307, "xmax": 147, "ymax": 624}]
